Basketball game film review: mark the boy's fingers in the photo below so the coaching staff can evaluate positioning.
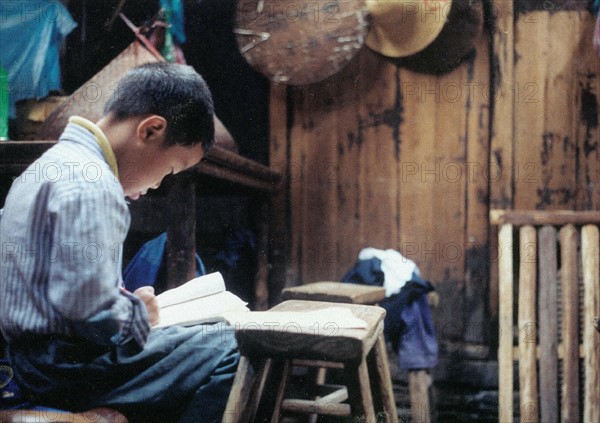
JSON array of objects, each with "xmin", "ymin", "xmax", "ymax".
[{"xmin": 133, "ymin": 286, "xmax": 155, "ymax": 298}]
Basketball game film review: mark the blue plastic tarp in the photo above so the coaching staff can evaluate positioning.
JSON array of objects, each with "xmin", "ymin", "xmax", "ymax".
[{"xmin": 0, "ymin": 1, "xmax": 77, "ymax": 118}]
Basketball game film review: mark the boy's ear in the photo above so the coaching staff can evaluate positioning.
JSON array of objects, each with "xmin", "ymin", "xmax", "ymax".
[{"xmin": 137, "ymin": 115, "xmax": 167, "ymax": 144}]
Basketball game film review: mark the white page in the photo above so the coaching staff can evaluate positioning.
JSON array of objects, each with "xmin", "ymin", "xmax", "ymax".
[
  {"xmin": 156, "ymin": 272, "xmax": 225, "ymax": 308},
  {"xmin": 155, "ymin": 290, "xmax": 249, "ymax": 328}
]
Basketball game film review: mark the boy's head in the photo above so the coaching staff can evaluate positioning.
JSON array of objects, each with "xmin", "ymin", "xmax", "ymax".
[
  {"xmin": 99, "ymin": 63, "xmax": 215, "ymax": 200},
  {"xmin": 103, "ymin": 62, "xmax": 215, "ymax": 149}
]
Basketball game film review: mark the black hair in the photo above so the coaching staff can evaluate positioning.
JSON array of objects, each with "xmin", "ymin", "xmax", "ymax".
[{"xmin": 103, "ymin": 62, "xmax": 215, "ymax": 148}]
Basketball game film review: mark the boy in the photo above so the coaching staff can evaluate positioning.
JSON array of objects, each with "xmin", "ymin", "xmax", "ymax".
[{"xmin": 0, "ymin": 63, "xmax": 239, "ymax": 422}]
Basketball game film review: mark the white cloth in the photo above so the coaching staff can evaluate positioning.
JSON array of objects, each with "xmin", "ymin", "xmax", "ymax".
[{"xmin": 358, "ymin": 247, "xmax": 420, "ymax": 297}]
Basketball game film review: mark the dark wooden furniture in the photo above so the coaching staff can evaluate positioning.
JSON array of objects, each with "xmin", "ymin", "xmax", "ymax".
[{"xmin": 223, "ymin": 299, "xmax": 397, "ymax": 422}]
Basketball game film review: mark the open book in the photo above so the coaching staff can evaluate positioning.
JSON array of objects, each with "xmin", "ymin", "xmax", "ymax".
[{"xmin": 153, "ymin": 272, "xmax": 249, "ymax": 328}]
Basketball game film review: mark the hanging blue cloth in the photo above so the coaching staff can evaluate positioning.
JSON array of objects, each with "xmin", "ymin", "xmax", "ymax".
[
  {"xmin": 160, "ymin": 0, "xmax": 186, "ymax": 44},
  {"xmin": 123, "ymin": 232, "xmax": 206, "ymax": 292},
  {"xmin": 0, "ymin": 1, "xmax": 77, "ymax": 118},
  {"xmin": 342, "ymin": 251, "xmax": 438, "ymax": 370}
]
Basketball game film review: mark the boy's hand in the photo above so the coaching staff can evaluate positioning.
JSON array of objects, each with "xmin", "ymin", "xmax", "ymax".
[{"xmin": 133, "ymin": 286, "xmax": 160, "ymax": 326}]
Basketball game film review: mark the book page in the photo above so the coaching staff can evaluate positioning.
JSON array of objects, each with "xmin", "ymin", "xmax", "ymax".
[
  {"xmin": 155, "ymin": 272, "xmax": 225, "ymax": 308},
  {"xmin": 155, "ymin": 290, "xmax": 249, "ymax": 328}
]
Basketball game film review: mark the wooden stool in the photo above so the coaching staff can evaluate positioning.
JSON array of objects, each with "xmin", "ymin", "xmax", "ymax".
[
  {"xmin": 282, "ymin": 281, "xmax": 386, "ymax": 305},
  {"xmin": 282, "ymin": 282, "xmax": 433, "ymax": 423},
  {"xmin": 223, "ymin": 300, "xmax": 397, "ymax": 423},
  {"xmin": 0, "ymin": 408, "xmax": 128, "ymax": 422}
]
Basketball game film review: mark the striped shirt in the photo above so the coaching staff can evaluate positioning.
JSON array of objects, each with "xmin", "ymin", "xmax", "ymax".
[{"xmin": 0, "ymin": 123, "xmax": 150, "ymax": 347}]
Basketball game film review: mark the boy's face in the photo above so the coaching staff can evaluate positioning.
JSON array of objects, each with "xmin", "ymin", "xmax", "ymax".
[
  {"xmin": 117, "ymin": 115, "xmax": 204, "ymax": 200},
  {"xmin": 121, "ymin": 141, "xmax": 204, "ymax": 200}
]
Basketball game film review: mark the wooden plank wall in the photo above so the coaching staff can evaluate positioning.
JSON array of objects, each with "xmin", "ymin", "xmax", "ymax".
[{"xmin": 270, "ymin": 4, "xmax": 600, "ymax": 356}]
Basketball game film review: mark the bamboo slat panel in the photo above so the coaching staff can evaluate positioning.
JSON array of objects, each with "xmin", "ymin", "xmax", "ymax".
[
  {"xmin": 537, "ymin": 225, "xmax": 558, "ymax": 423},
  {"xmin": 498, "ymin": 223, "xmax": 514, "ymax": 423},
  {"xmin": 560, "ymin": 224, "xmax": 579, "ymax": 422},
  {"xmin": 518, "ymin": 226, "xmax": 538, "ymax": 422},
  {"xmin": 494, "ymin": 212, "xmax": 600, "ymax": 422},
  {"xmin": 582, "ymin": 225, "xmax": 600, "ymax": 422}
]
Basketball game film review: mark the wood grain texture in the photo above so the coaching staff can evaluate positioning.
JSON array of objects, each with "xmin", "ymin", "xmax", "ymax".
[
  {"xmin": 498, "ymin": 223, "xmax": 514, "ymax": 423},
  {"xmin": 489, "ymin": 0, "xmax": 514, "ymax": 211},
  {"xmin": 537, "ymin": 225, "xmax": 558, "ymax": 423},
  {"xmin": 517, "ymin": 225, "xmax": 538, "ymax": 422},
  {"xmin": 268, "ymin": 83, "xmax": 292, "ymax": 305},
  {"xmin": 491, "ymin": 209, "xmax": 600, "ymax": 226},
  {"xmin": 368, "ymin": 335, "xmax": 399, "ymax": 423},
  {"xmin": 582, "ymin": 225, "xmax": 600, "ymax": 422},
  {"xmin": 488, "ymin": 0, "xmax": 515, "ymax": 334},
  {"xmin": 513, "ymin": 12, "xmax": 599, "ymax": 211},
  {"xmin": 165, "ymin": 175, "xmax": 196, "ymax": 290},
  {"xmin": 573, "ymin": 17, "xmax": 600, "ymax": 211},
  {"xmin": 560, "ymin": 224, "xmax": 579, "ymax": 423},
  {"xmin": 282, "ymin": 281, "xmax": 385, "ymax": 304},
  {"xmin": 233, "ymin": 300, "xmax": 385, "ymax": 363}
]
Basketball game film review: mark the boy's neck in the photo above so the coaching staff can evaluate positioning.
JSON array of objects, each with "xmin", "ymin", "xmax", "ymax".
[{"xmin": 96, "ymin": 115, "xmax": 142, "ymax": 163}]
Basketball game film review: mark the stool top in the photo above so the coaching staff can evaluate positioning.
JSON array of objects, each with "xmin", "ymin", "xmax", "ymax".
[
  {"xmin": 232, "ymin": 300, "xmax": 385, "ymax": 363},
  {"xmin": 282, "ymin": 282, "xmax": 386, "ymax": 305}
]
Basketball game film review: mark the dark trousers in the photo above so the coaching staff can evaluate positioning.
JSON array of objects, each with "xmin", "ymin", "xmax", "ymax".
[{"xmin": 9, "ymin": 323, "xmax": 239, "ymax": 423}]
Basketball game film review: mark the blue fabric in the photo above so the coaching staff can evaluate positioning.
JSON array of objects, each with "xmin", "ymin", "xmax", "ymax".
[
  {"xmin": 0, "ymin": 1, "xmax": 77, "ymax": 118},
  {"xmin": 123, "ymin": 232, "xmax": 206, "ymax": 292},
  {"xmin": 215, "ymin": 228, "xmax": 256, "ymax": 270},
  {"xmin": 8, "ymin": 324, "xmax": 239, "ymax": 423},
  {"xmin": 160, "ymin": 0, "xmax": 186, "ymax": 44},
  {"xmin": 341, "ymin": 257, "xmax": 384, "ymax": 287},
  {"xmin": 379, "ymin": 279, "xmax": 438, "ymax": 369},
  {"xmin": 342, "ymin": 257, "xmax": 438, "ymax": 370},
  {"xmin": 1, "ymin": 358, "xmax": 67, "ymax": 412}
]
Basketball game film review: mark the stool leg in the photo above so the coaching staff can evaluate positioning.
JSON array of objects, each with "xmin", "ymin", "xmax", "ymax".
[
  {"xmin": 271, "ymin": 360, "xmax": 292, "ymax": 423},
  {"xmin": 368, "ymin": 334, "xmax": 398, "ymax": 423},
  {"xmin": 223, "ymin": 356, "xmax": 254, "ymax": 423},
  {"xmin": 305, "ymin": 366, "xmax": 327, "ymax": 423},
  {"xmin": 254, "ymin": 359, "xmax": 288, "ymax": 422},
  {"xmin": 345, "ymin": 358, "xmax": 376, "ymax": 422},
  {"xmin": 409, "ymin": 370, "xmax": 431, "ymax": 423}
]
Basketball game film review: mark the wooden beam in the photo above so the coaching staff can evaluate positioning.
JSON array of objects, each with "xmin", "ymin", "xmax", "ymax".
[
  {"xmin": 0, "ymin": 141, "xmax": 281, "ymax": 193},
  {"xmin": 491, "ymin": 209, "xmax": 600, "ymax": 226}
]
